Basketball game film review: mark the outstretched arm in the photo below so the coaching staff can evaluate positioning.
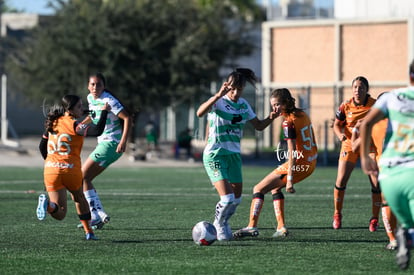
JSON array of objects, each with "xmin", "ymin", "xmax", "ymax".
[
  {"xmin": 249, "ymin": 106, "xmax": 279, "ymax": 131},
  {"xmin": 75, "ymin": 103, "xmax": 111, "ymax": 137},
  {"xmin": 196, "ymin": 82, "xmax": 231, "ymax": 117},
  {"xmin": 116, "ymin": 109, "xmax": 131, "ymax": 153}
]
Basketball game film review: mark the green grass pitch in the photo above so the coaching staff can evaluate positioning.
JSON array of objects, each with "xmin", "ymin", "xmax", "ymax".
[{"xmin": 0, "ymin": 165, "xmax": 403, "ymax": 274}]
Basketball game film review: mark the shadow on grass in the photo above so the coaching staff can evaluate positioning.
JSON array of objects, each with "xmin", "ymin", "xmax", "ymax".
[{"xmin": 108, "ymin": 225, "xmax": 385, "ymax": 245}]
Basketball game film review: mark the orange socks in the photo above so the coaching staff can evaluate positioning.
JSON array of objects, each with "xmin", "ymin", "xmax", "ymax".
[
  {"xmin": 78, "ymin": 213, "xmax": 94, "ymax": 234},
  {"xmin": 334, "ymin": 186, "xmax": 346, "ymax": 215},
  {"xmin": 248, "ymin": 193, "xmax": 264, "ymax": 228},
  {"xmin": 81, "ymin": 220, "xmax": 93, "ymax": 234},
  {"xmin": 371, "ymin": 191, "xmax": 382, "ymax": 219},
  {"xmin": 272, "ymin": 192, "xmax": 285, "ymax": 230}
]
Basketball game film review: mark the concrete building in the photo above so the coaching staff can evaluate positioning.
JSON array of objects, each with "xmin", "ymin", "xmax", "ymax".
[
  {"xmin": 261, "ymin": 0, "xmax": 414, "ymax": 162},
  {"xmin": 0, "ymin": 13, "xmax": 47, "ymax": 148}
]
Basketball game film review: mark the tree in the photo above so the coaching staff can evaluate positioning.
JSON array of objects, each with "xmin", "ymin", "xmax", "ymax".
[{"xmin": 4, "ymin": 0, "xmax": 262, "ymax": 137}]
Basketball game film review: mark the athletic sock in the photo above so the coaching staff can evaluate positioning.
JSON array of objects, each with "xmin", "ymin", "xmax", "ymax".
[
  {"xmin": 334, "ymin": 185, "xmax": 346, "ymax": 215},
  {"xmin": 247, "ymin": 193, "xmax": 264, "ymax": 228},
  {"xmin": 94, "ymin": 190, "xmax": 107, "ymax": 217},
  {"xmin": 225, "ymin": 197, "xmax": 241, "ymax": 224},
  {"xmin": 214, "ymin": 193, "xmax": 235, "ymax": 226},
  {"xmin": 272, "ymin": 192, "xmax": 285, "ymax": 230},
  {"xmin": 79, "ymin": 212, "xmax": 93, "ymax": 234},
  {"xmin": 382, "ymin": 205, "xmax": 397, "ymax": 242},
  {"xmin": 84, "ymin": 189, "xmax": 100, "ymax": 221},
  {"xmin": 371, "ymin": 189, "xmax": 382, "ymax": 219}
]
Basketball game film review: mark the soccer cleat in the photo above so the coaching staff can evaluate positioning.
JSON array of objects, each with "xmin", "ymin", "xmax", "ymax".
[
  {"xmin": 272, "ymin": 227, "xmax": 289, "ymax": 238},
  {"xmin": 385, "ymin": 240, "xmax": 398, "ymax": 250},
  {"xmin": 332, "ymin": 213, "xmax": 342, "ymax": 229},
  {"xmin": 98, "ymin": 212, "xmax": 110, "ymax": 224},
  {"xmin": 93, "ymin": 221, "xmax": 105, "ymax": 230},
  {"xmin": 233, "ymin": 227, "xmax": 259, "ymax": 239},
  {"xmin": 396, "ymin": 226, "xmax": 411, "ymax": 270},
  {"xmin": 77, "ymin": 218, "xmax": 105, "ymax": 230},
  {"xmin": 224, "ymin": 222, "xmax": 232, "ymax": 240},
  {"xmin": 85, "ymin": 233, "xmax": 98, "ymax": 240},
  {"xmin": 213, "ymin": 221, "xmax": 232, "ymax": 241},
  {"xmin": 36, "ymin": 194, "xmax": 48, "ymax": 221},
  {"xmin": 369, "ymin": 217, "xmax": 379, "ymax": 232}
]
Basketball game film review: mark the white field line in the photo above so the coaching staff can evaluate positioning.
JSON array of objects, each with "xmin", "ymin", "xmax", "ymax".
[{"xmin": 0, "ymin": 189, "xmax": 373, "ymax": 198}]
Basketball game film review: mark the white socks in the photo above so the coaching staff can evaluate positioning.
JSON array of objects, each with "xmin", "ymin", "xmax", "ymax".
[
  {"xmin": 214, "ymin": 193, "xmax": 235, "ymax": 225},
  {"xmin": 84, "ymin": 189, "xmax": 105, "ymax": 221}
]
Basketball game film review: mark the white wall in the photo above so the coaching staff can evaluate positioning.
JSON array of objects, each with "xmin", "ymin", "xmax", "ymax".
[{"xmin": 334, "ymin": 0, "xmax": 414, "ymax": 18}]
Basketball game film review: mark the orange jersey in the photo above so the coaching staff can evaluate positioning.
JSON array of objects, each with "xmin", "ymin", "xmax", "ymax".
[
  {"xmin": 44, "ymin": 116, "xmax": 83, "ymax": 176},
  {"xmin": 281, "ymin": 110, "xmax": 318, "ymax": 163},
  {"xmin": 274, "ymin": 110, "xmax": 318, "ymax": 184},
  {"xmin": 372, "ymin": 118, "xmax": 388, "ymax": 162},
  {"xmin": 336, "ymin": 95, "xmax": 376, "ymax": 152}
]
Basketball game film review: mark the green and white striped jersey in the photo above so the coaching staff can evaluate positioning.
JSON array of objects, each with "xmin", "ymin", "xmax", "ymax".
[
  {"xmin": 375, "ymin": 87, "xmax": 414, "ymax": 170},
  {"xmin": 87, "ymin": 90, "xmax": 124, "ymax": 144},
  {"xmin": 204, "ymin": 95, "xmax": 256, "ymax": 156}
]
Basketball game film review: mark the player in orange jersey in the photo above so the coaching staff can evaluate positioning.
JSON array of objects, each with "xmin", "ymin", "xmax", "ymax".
[
  {"xmin": 351, "ymin": 92, "xmax": 397, "ymax": 249},
  {"xmin": 332, "ymin": 76, "xmax": 381, "ymax": 230},
  {"xmin": 233, "ymin": 88, "xmax": 318, "ymax": 238},
  {"xmin": 36, "ymin": 95, "xmax": 110, "ymax": 240}
]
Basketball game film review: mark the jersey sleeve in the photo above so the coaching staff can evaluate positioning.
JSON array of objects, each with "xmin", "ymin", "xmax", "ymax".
[
  {"xmin": 282, "ymin": 119, "xmax": 296, "ymax": 139},
  {"xmin": 107, "ymin": 93, "xmax": 124, "ymax": 116},
  {"xmin": 38, "ymin": 131, "xmax": 48, "ymax": 160},
  {"xmin": 335, "ymin": 103, "xmax": 346, "ymax": 121}
]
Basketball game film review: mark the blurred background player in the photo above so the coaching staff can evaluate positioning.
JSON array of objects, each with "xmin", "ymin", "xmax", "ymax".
[
  {"xmin": 331, "ymin": 76, "xmax": 380, "ymax": 230},
  {"xmin": 145, "ymin": 120, "xmax": 159, "ymax": 152},
  {"xmin": 360, "ymin": 60, "xmax": 414, "ymax": 269},
  {"xmin": 81, "ymin": 73, "xmax": 131, "ymax": 228},
  {"xmin": 175, "ymin": 128, "xmax": 193, "ymax": 160},
  {"xmin": 36, "ymin": 95, "xmax": 110, "ymax": 240},
  {"xmin": 196, "ymin": 68, "xmax": 277, "ymax": 241},
  {"xmin": 233, "ymin": 88, "xmax": 318, "ymax": 238}
]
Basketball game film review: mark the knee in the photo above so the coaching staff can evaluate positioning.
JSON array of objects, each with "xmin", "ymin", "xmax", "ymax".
[
  {"xmin": 51, "ymin": 207, "xmax": 66, "ymax": 220},
  {"xmin": 253, "ymin": 185, "xmax": 263, "ymax": 194}
]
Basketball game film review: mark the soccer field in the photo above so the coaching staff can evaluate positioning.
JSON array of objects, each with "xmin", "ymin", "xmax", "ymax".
[{"xmin": 0, "ymin": 166, "xmax": 403, "ymax": 274}]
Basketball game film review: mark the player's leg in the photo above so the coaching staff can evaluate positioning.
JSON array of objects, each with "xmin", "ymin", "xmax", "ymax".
[
  {"xmin": 234, "ymin": 170, "xmax": 282, "ymax": 238},
  {"xmin": 70, "ymin": 186, "xmax": 97, "ymax": 240},
  {"xmin": 270, "ymin": 161, "xmax": 316, "ymax": 237},
  {"xmin": 82, "ymin": 157, "xmax": 107, "ymax": 224},
  {"xmin": 213, "ymin": 179, "xmax": 235, "ymax": 241},
  {"xmin": 203, "ymin": 154, "xmax": 234, "ymax": 241},
  {"xmin": 222, "ymin": 154, "xmax": 244, "ymax": 236},
  {"xmin": 272, "ymin": 191, "xmax": 288, "ymax": 237},
  {"xmin": 333, "ymin": 157, "xmax": 355, "ymax": 229},
  {"xmin": 48, "ymin": 189, "xmax": 68, "ymax": 220},
  {"xmin": 381, "ymin": 171, "xmax": 414, "ymax": 270},
  {"xmin": 37, "ymin": 174, "xmax": 66, "ymax": 221},
  {"xmin": 368, "ymin": 167, "xmax": 381, "ymax": 232},
  {"xmin": 382, "ymin": 198, "xmax": 397, "ymax": 250}
]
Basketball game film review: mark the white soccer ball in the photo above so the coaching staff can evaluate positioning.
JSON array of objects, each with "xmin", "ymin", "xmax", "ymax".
[{"xmin": 192, "ymin": 221, "xmax": 217, "ymax": 246}]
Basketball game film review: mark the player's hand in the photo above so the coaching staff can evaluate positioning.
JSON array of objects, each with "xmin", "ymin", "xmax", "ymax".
[
  {"xmin": 286, "ymin": 182, "xmax": 295, "ymax": 193},
  {"xmin": 216, "ymin": 82, "xmax": 231, "ymax": 98},
  {"xmin": 116, "ymin": 142, "xmax": 127, "ymax": 153},
  {"xmin": 102, "ymin": 102, "xmax": 111, "ymax": 112},
  {"xmin": 269, "ymin": 110, "xmax": 279, "ymax": 120},
  {"xmin": 361, "ymin": 156, "xmax": 379, "ymax": 177}
]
